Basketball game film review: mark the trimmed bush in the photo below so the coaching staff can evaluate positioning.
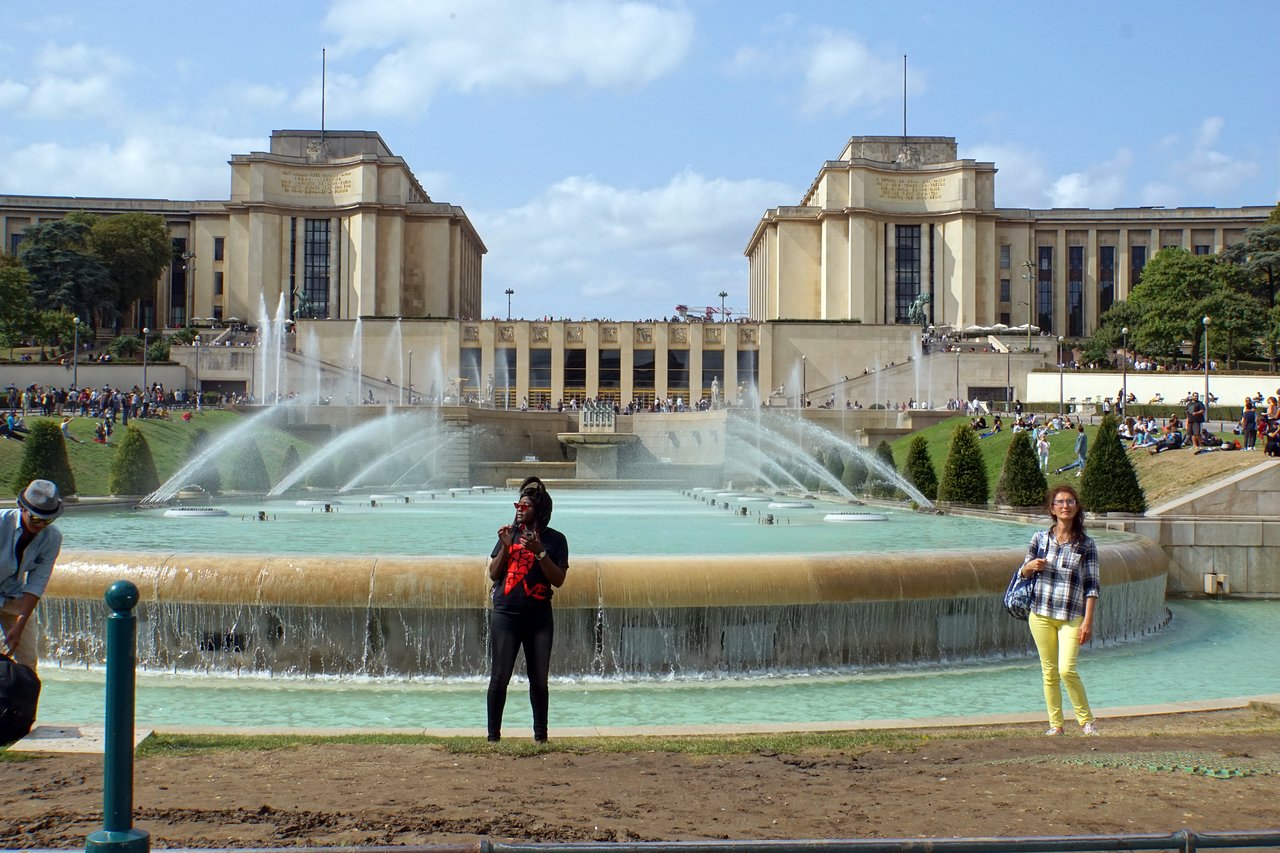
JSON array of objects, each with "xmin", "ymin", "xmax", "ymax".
[
  {"xmin": 996, "ymin": 431, "xmax": 1047, "ymax": 508},
  {"xmin": 108, "ymin": 425, "xmax": 160, "ymax": 496},
  {"xmin": 903, "ymin": 435, "xmax": 938, "ymax": 501},
  {"xmin": 12, "ymin": 420, "xmax": 77, "ymax": 497},
  {"xmin": 1080, "ymin": 414, "xmax": 1147, "ymax": 514},
  {"xmin": 866, "ymin": 440, "xmax": 899, "ymax": 498},
  {"xmin": 225, "ymin": 438, "xmax": 271, "ymax": 492},
  {"xmin": 840, "ymin": 453, "xmax": 867, "ymax": 492},
  {"xmin": 822, "ymin": 447, "xmax": 844, "ymax": 482},
  {"xmin": 185, "ymin": 427, "xmax": 221, "ymax": 494},
  {"xmin": 938, "ymin": 422, "xmax": 989, "ymax": 505}
]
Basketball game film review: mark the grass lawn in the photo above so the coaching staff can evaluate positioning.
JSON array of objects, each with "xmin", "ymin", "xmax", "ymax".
[{"xmin": 0, "ymin": 408, "xmax": 317, "ymax": 498}]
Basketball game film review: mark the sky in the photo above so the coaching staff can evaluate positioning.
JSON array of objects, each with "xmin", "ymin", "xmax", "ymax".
[{"xmin": 2, "ymin": 1, "xmax": 1277, "ymax": 322}]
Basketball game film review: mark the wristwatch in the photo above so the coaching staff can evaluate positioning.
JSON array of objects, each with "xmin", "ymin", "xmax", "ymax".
[{"xmin": 536, "ymin": 550, "xmax": 547, "ymax": 561}]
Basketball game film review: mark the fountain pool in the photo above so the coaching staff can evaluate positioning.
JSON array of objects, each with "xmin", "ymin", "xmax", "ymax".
[
  {"xmin": 36, "ymin": 600, "xmax": 1277, "ymax": 730},
  {"xmin": 44, "ymin": 490, "xmax": 1169, "ymax": 680}
]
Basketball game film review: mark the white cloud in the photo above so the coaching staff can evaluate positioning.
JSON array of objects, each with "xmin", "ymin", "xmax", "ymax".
[
  {"xmin": 1048, "ymin": 149, "xmax": 1132, "ymax": 208},
  {"xmin": 1140, "ymin": 117, "xmax": 1257, "ymax": 206},
  {"xmin": 474, "ymin": 169, "xmax": 793, "ymax": 319},
  {"xmin": 965, "ymin": 143, "xmax": 1050, "ymax": 208},
  {"xmin": 0, "ymin": 126, "xmax": 260, "ymax": 199},
  {"xmin": 315, "ymin": 0, "xmax": 694, "ymax": 114},
  {"xmin": 799, "ymin": 32, "xmax": 912, "ymax": 115},
  {"xmin": 20, "ymin": 42, "xmax": 131, "ymax": 118}
]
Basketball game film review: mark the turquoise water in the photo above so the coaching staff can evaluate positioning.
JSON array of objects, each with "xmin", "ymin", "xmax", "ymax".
[
  {"xmin": 36, "ymin": 600, "xmax": 1277, "ymax": 729},
  {"xmin": 62, "ymin": 490, "xmax": 1047, "ymax": 556}
]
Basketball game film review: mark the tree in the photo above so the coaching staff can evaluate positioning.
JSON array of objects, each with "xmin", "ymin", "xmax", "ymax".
[
  {"xmin": 16, "ymin": 219, "xmax": 113, "ymax": 323},
  {"xmin": 1201, "ymin": 277, "xmax": 1265, "ymax": 369},
  {"xmin": 108, "ymin": 425, "xmax": 160, "ymax": 496},
  {"xmin": 89, "ymin": 213, "xmax": 172, "ymax": 320},
  {"xmin": 1127, "ymin": 248, "xmax": 1217, "ymax": 364},
  {"xmin": 1221, "ymin": 222, "xmax": 1280, "ymax": 367},
  {"xmin": 996, "ymin": 431, "xmax": 1047, "ymax": 508},
  {"xmin": 1080, "ymin": 299, "xmax": 1144, "ymax": 367},
  {"xmin": 902, "ymin": 435, "xmax": 938, "ymax": 501},
  {"xmin": 865, "ymin": 440, "xmax": 899, "ymax": 498},
  {"xmin": 1080, "ymin": 414, "xmax": 1146, "ymax": 514},
  {"xmin": 12, "ymin": 420, "xmax": 76, "ymax": 498},
  {"xmin": 840, "ymin": 453, "xmax": 867, "ymax": 493},
  {"xmin": 108, "ymin": 335, "xmax": 143, "ymax": 359},
  {"xmin": 0, "ymin": 255, "xmax": 36, "ymax": 359},
  {"xmin": 938, "ymin": 422, "xmax": 988, "ymax": 505},
  {"xmin": 225, "ymin": 438, "xmax": 271, "ymax": 492}
]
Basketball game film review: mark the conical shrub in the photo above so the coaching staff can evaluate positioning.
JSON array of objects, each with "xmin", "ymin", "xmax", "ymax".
[
  {"xmin": 225, "ymin": 438, "xmax": 271, "ymax": 492},
  {"xmin": 996, "ymin": 431, "xmax": 1047, "ymax": 508},
  {"xmin": 1080, "ymin": 414, "xmax": 1146, "ymax": 513},
  {"xmin": 108, "ymin": 425, "xmax": 160, "ymax": 496},
  {"xmin": 841, "ymin": 453, "xmax": 867, "ymax": 492},
  {"xmin": 938, "ymin": 422, "xmax": 989, "ymax": 505},
  {"xmin": 866, "ymin": 440, "xmax": 899, "ymax": 498},
  {"xmin": 903, "ymin": 435, "xmax": 938, "ymax": 501},
  {"xmin": 12, "ymin": 420, "xmax": 76, "ymax": 497}
]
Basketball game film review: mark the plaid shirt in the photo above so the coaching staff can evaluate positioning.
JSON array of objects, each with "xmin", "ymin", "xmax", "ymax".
[{"xmin": 1024, "ymin": 528, "xmax": 1099, "ymax": 621}]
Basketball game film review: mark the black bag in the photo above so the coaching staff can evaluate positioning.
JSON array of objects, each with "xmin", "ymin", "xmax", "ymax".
[{"xmin": 0, "ymin": 652, "xmax": 40, "ymax": 743}]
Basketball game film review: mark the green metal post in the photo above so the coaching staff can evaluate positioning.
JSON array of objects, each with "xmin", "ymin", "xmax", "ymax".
[{"xmin": 86, "ymin": 580, "xmax": 150, "ymax": 853}]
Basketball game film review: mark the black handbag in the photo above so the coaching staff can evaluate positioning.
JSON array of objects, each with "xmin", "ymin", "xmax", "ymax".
[{"xmin": 0, "ymin": 652, "xmax": 40, "ymax": 744}]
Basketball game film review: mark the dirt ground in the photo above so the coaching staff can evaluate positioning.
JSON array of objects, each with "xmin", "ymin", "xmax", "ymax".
[{"xmin": 2, "ymin": 706, "xmax": 1279, "ymax": 849}]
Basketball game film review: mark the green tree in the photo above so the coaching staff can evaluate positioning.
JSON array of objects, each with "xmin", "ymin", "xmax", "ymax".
[
  {"xmin": 1201, "ymin": 278, "xmax": 1265, "ymax": 369},
  {"xmin": 1080, "ymin": 299, "xmax": 1144, "ymax": 367},
  {"xmin": 12, "ymin": 420, "xmax": 77, "ymax": 497},
  {"xmin": 146, "ymin": 336, "xmax": 171, "ymax": 363},
  {"xmin": 938, "ymin": 422, "xmax": 989, "ymax": 505},
  {"xmin": 185, "ymin": 427, "xmax": 222, "ymax": 494},
  {"xmin": 225, "ymin": 438, "xmax": 271, "ymax": 492},
  {"xmin": 822, "ymin": 447, "xmax": 844, "ymax": 483},
  {"xmin": 108, "ymin": 425, "xmax": 161, "ymax": 496},
  {"xmin": 0, "ymin": 255, "xmax": 36, "ymax": 359},
  {"xmin": 840, "ymin": 452, "xmax": 867, "ymax": 493},
  {"xmin": 902, "ymin": 435, "xmax": 938, "ymax": 501},
  {"xmin": 995, "ymin": 431, "xmax": 1047, "ymax": 508},
  {"xmin": 89, "ymin": 213, "xmax": 172, "ymax": 320},
  {"xmin": 16, "ymin": 219, "xmax": 113, "ymax": 322},
  {"xmin": 1080, "ymin": 414, "xmax": 1146, "ymax": 514},
  {"xmin": 866, "ymin": 440, "xmax": 899, "ymax": 498},
  {"xmin": 1127, "ymin": 248, "xmax": 1218, "ymax": 364},
  {"xmin": 108, "ymin": 335, "xmax": 143, "ymax": 359},
  {"xmin": 1222, "ymin": 220, "xmax": 1280, "ymax": 368}
]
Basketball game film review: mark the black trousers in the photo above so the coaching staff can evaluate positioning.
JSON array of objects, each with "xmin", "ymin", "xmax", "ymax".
[{"xmin": 487, "ymin": 607, "xmax": 555, "ymax": 740}]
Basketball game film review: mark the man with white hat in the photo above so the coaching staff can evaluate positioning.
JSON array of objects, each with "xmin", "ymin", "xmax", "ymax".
[{"xmin": 1, "ymin": 479, "xmax": 64, "ymax": 670}]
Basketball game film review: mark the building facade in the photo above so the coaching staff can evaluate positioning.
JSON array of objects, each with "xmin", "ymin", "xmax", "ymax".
[{"xmin": 745, "ymin": 136, "xmax": 1271, "ymax": 337}]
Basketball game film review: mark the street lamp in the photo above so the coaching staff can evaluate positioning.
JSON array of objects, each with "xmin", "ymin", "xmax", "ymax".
[
  {"xmin": 718, "ymin": 290, "xmax": 728, "ymax": 320},
  {"xmin": 407, "ymin": 349, "xmax": 413, "ymax": 406},
  {"xmin": 1022, "ymin": 259, "xmax": 1035, "ymax": 351},
  {"xmin": 800, "ymin": 354, "xmax": 806, "ymax": 410},
  {"xmin": 72, "ymin": 317, "xmax": 80, "ymax": 389},
  {"xmin": 1203, "ymin": 315, "xmax": 1211, "ymax": 413},
  {"xmin": 1057, "ymin": 335, "xmax": 1065, "ymax": 419},
  {"xmin": 194, "ymin": 334, "xmax": 201, "ymax": 408},
  {"xmin": 181, "ymin": 250, "xmax": 196, "ymax": 327},
  {"xmin": 1121, "ymin": 326, "xmax": 1129, "ymax": 417},
  {"xmin": 142, "ymin": 327, "xmax": 150, "ymax": 395},
  {"xmin": 505, "ymin": 288, "xmax": 514, "ymax": 320}
]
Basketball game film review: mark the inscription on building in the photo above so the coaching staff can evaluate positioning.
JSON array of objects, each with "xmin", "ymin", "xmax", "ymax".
[
  {"xmin": 875, "ymin": 176, "xmax": 945, "ymax": 201},
  {"xmin": 279, "ymin": 170, "xmax": 355, "ymax": 195}
]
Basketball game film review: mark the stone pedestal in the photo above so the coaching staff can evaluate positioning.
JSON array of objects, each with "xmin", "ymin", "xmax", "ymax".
[{"xmin": 557, "ymin": 433, "xmax": 638, "ymax": 480}]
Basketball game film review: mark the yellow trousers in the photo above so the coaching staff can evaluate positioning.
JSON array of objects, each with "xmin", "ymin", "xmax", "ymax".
[{"xmin": 1028, "ymin": 611, "xmax": 1093, "ymax": 728}]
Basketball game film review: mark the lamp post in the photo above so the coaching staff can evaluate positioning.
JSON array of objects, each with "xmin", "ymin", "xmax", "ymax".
[
  {"xmin": 72, "ymin": 316, "xmax": 80, "ymax": 389},
  {"xmin": 504, "ymin": 288, "xmax": 514, "ymax": 320},
  {"xmin": 800, "ymin": 354, "xmax": 806, "ymax": 410},
  {"xmin": 181, "ymin": 250, "xmax": 196, "ymax": 328},
  {"xmin": 193, "ymin": 334, "xmax": 201, "ymax": 408},
  {"xmin": 1121, "ymin": 327, "xmax": 1129, "ymax": 417},
  {"xmin": 1023, "ymin": 259, "xmax": 1035, "ymax": 351},
  {"xmin": 1203, "ymin": 315, "xmax": 1211, "ymax": 413},
  {"xmin": 142, "ymin": 327, "xmax": 150, "ymax": 395},
  {"xmin": 407, "ymin": 349, "xmax": 413, "ymax": 406},
  {"xmin": 1005, "ymin": 345, "xmax": 1011, "ymax": 412},
  {"xmin": 1057, "ymin": 335, "xmax": 1065, "ymax": 419},
  {"xmin": 718, "ymin": 290, "xmax": 728, "ymax": 320}
]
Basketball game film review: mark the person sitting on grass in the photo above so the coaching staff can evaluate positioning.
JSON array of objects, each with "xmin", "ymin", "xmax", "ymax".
[
  {"xmin": 1149, "ymin": 425, "xmax": 1184, "ymax": 454},
  {"xmin": 59, "ymin": 416, "xmax": 83, "ymax": 444}
]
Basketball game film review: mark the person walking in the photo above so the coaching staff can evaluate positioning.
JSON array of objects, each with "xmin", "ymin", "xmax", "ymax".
[
  {"xmin": 1, "ymin": 480, "xmax": 65, "ymax": 671},
  {"xmin": 1017, "ymin": 484, "xmax": 1100, "ymax": 736},
  {"xmin": 486, "ymin": 476, "xmax": 569, "ymax": 743},
  {"xmin": 1036, "ymin": 430, "xmax": 1050, "ymax": 472},
  {"xmin": 1055, "ymin": 424, "xmax": 1088, "ymax": 476}
]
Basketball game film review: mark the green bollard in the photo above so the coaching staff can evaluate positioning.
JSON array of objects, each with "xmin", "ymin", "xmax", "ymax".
[{"xmin": 86, "ymin": 580, "xmax": 150, "ymax": 853}]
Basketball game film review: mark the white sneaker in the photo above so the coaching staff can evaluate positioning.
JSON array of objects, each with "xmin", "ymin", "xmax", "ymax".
[
  {"xmin": 1044, "ymin": 726, "xmax": 1064, "ymax": 736},
  {"xmin": 1081, "ymin": 721, "xmax": 1101, "ymax": 736}
]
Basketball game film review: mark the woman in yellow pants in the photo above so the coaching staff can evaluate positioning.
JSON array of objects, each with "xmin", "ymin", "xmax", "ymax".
[{"xmin": 1017, "ymin": 484, "xmax": 1101, "ymax": 736}]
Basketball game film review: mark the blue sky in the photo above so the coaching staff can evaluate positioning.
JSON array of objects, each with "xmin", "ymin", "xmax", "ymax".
[{"xmin": 2, "ymin": 1, "xmax": 1276, "ymax": 321}]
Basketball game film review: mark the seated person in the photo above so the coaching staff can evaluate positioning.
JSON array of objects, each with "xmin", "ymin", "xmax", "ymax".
[
  {"xmin": 1149, "ymin": 429, "xmax": 1184, "ymax": 454},
  {"xmin": 971, "ymin": 416, "xmax": 987, "ymax": 431},
  {"xmin": 980, "ymin": 415, "xmax": 1003, "ymax": 438}
]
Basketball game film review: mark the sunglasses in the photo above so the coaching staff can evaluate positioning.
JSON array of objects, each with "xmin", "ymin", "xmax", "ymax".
[
  {"xmin": 1052, "ymin": 499, "xmax": 1077, "ymax": 506},
  {"xmin": 513, "ymin": 502, "xmax": 532, "ymax": 510}
]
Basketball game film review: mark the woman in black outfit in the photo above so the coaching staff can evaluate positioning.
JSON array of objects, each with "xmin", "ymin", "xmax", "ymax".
[{"xmin": 486, "ymin": 476, "xmax": 569, "ymax": 742}]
